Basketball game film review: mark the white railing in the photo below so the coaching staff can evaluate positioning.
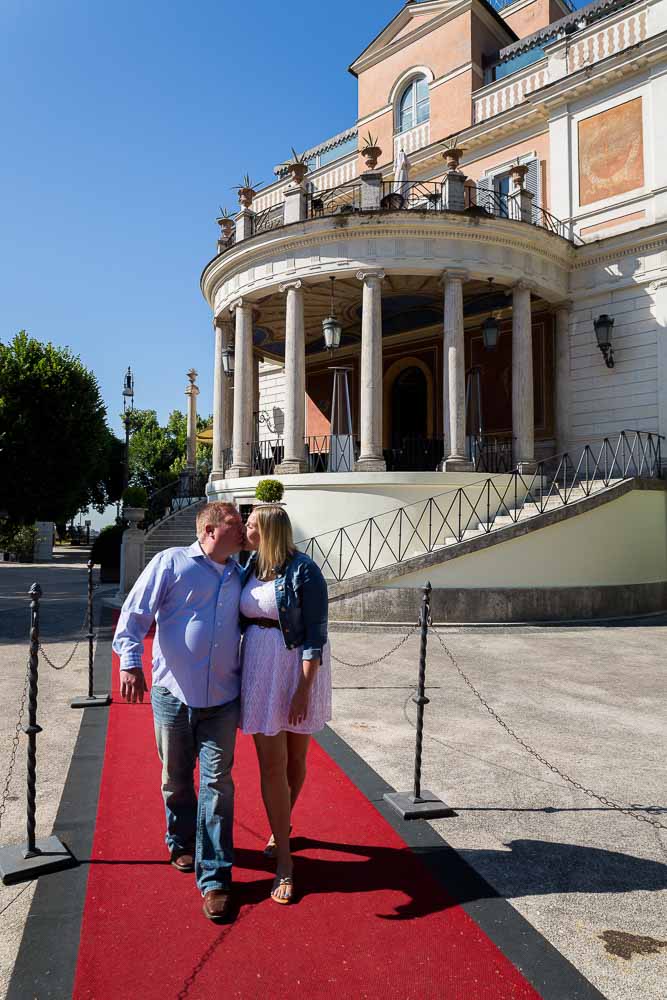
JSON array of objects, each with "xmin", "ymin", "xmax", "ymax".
[
  {"xmin": 394, "ymin": 121, "xmax": 430, "ymax": 160},
  {"xmin": 473, "ymin": 60, "xmax": 549, "ymax": 124},
  {"xmin": 474, "ymin": 1, "xmax": 650, "ymax": 125}
]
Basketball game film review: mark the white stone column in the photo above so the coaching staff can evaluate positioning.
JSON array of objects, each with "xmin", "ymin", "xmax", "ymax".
[
  {"xmin": 653, "ymin": 278, "xmax": 667, "ymax": 474},
  {"xmin": 441, "ymin": 269, "xmax": 473, "ymax": 471},
  {"xmin": 184, "ymin": 369, "xmax": 199, "ymax": 470},
  {"xmin": 355, "ymin": 269, "xmax": 386, "ymax": 472},
  {"xmin": 228, "ymin": 299, "xmax": 253, "ymax": 479},
  {"xmin": 211, "ymin": 318, "xmax": 233, "ymax": 479},
  {"xmin": 554, "ymin": 302, "xmax": 572, "ymax": 454},
  {"xmin": 276, "ymin": 280, "xmax": 307, "ymax": 473},
  {"xmin": 512, "ymin": 282, "xmax": 536, "ymax": 471}
]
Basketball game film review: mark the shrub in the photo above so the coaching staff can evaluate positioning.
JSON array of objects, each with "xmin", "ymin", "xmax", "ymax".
[
  {"xmin": 254, "ymin": 479, "xmax": 284, "ymax": 503},
  {"xmin": 1, "ymin": 525, "xmax": 37, "ymax": 561},
  {"xmin": 122, "ymin": 485, "xmax": 148, "ymax": 508},
  {"xmin": 91, "ymin": 523, "xmax": 124, "ymax": 568}
]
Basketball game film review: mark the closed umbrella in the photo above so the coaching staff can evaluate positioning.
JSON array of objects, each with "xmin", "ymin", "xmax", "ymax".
[{"xmin": 394, "ymin": 149, "xmax": 409, "ymax": 203}]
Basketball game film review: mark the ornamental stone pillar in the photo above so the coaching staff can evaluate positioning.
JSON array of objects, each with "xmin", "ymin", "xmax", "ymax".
[
  {"xmin": 554, "ymin": 303, "xmax": 572, "ymax": 454},
  {"xmin": 276, "ymin": 280, "xmax": 307, "ymax": 474},
  {"xmin": 184, "ymin": 369, "xmax": 199, "ymax": 471},
  {"xmin": 441, "ymin": 269, "xmax": 473, "ymax": 471},
  {"xmin": 355, "ymin": 269, "xmax": 386, "ymax": 472},
  {"xmin": 512, "ymin": 282, "xmax": 536, "ymax": 471},
  {"xmin": 211, "ymin": 317, "xmax": 233, "ymax": 480},
  {"xmin": 228, "ymin": 299, "xmax": 254, "ymax": 479}
]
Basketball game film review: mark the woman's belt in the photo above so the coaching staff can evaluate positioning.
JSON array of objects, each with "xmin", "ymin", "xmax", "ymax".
[{"xmin": 245, "ymin": 617, "xmax": 281, "ymax": 630}]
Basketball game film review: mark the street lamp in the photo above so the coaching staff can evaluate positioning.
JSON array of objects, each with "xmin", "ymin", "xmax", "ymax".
[{"xmin": 122, "ymin": 366, "xmax": 135, "ymax": 493}]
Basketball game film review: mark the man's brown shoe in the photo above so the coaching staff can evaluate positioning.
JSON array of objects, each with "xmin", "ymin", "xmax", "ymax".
[
  {"xmin": 202, "ymin": 889, "xmax": 233, "ymax": 922},
  {"xmin": 170, "ymin": 850, "xmax": 194, "ymax": 873}
]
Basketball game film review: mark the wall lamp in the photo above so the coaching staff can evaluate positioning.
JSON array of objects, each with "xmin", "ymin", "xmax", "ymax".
[
  {"xmin": 594, "ymin": 314, "xmax": 615, "ymax": 368},
  {"xmin": 221, "ymin": 345, "xmax": 235, "ymax": 378},
  {"xmin": 481, "ymin": 277, "xmax": 500, "ymax": 350}
]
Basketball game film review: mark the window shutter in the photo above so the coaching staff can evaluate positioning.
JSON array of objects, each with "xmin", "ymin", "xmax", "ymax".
[
  {"xmin": 524, "ymin": 158, "xmax": 541, "ymax": 223},
  {"xmin": 476, "ymin": 175, "xmax": 494, "ymax": 213}
]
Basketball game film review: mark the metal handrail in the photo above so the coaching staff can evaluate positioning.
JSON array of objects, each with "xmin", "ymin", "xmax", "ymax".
[
  {"xmin": 298, "ymin": 431, "xmax": 663, "ymax": 581},
  {"xmin": 144, "ymin": 473, "xmax": 209, "ymax": 531},
  {"xmin": 253, "ymin": 204, "xmax": 284, "ymax": 235},
  {"xmin": 307, "ymin": 182, "xmax": 362, "ymax": 218}
]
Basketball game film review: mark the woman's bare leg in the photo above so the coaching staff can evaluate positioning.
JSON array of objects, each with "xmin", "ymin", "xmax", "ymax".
[
  {"xmin": 286, "ymin": 732, "xmax": 311, "ymax": 808},
  {"xmin": 253, "ymin": 733, "xmax": 293, "ymax": 900}
]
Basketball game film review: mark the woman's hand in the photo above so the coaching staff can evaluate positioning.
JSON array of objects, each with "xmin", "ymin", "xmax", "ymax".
[{"xmin": 288, "ymin": 684, "xmax": 310, "ymax": 726}]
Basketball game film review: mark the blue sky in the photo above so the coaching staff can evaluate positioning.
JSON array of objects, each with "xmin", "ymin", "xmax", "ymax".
[
  {"xmin": 0, "ymin": 0, "xmax": 395, "ymax": 441},
  {"xmin": 1, "ymin": 0, "xmax": 586, "ymax": 451}
]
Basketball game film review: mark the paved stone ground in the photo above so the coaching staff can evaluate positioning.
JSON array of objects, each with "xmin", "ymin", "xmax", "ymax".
[
  {"xmin": 0, "ymin": 554, "xmax": 665, "ymax": 1000},
  {"xmin": 329, "ymin": 620, "xmax": 667, "ymax": 1000},
  {"xmin": 0, "ymin": 550, "xmax": 113, "ymax": 1000}
]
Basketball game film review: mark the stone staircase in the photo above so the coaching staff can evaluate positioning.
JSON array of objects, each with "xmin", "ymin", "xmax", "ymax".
[{"xmin": 144, "ymin": 500, "xmax": 205, "ymax": 565}]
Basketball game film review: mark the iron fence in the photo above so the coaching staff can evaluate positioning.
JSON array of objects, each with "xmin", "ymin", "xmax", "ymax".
[
  {"xmin": 299, "ymin": 431, "xmax": 663, "ymax": 581},
  {"xmin": 308, "ymin": 182, "xmax": 362, "ymax": 219},
  {"xmin": 253, "ymin": 204, "xmax": 285, "ymax": 235},
  {"xmin": 144, "ymin": 472, "xmax": 209, "ymax": 531},
  {"xmin": 380, "ymin": 181, "xmax": 443, "ymax": 211}
]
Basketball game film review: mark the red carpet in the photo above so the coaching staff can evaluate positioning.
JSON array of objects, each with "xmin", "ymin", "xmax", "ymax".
[{"xmin": 72, "ymin": 634, "xmax": 541, "ymax": 1000}]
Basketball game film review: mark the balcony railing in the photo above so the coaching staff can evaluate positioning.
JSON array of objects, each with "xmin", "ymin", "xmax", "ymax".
[{"xmin": 308, "ymin": 182, "xmax": 362, "ymax": 219}]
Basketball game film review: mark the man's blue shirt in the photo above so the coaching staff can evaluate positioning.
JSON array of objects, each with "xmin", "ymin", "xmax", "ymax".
[{"xmin": 112, "ymin": 542, "xmax": 242, "ymax": 708}]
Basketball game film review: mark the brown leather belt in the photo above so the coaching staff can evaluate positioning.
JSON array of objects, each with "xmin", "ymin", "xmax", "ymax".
[{"xmin": 245, "ymin": 617, "xmax": 281, "ymax": 630}]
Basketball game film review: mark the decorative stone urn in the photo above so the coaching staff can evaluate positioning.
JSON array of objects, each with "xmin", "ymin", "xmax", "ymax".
[
  {"xmin": 287, "ymin": 162, "xmax": 309, "ymax": 185},
  {"xmin": 216, "ymin": 215, "xmax": 235, "ymax": 239},
  {"xmin": 442, "ymin": 147, "xmax": 466, "ymax": 172},
  {"xmin": 510, "ymin": 163, "xmax": 529, "ymax": 189},
  {"xmin": 123, "ymin": 507, "xmax": 146, "ymax": 527},
  {"xmin": 237, "ymin": 187, "xmax": 256, "ymax": 209},
  {"xmin": 361, "ymin": 145, "xmax": 382, "ymax": 169}
]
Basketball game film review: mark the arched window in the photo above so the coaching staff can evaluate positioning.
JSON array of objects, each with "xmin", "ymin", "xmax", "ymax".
[{"xmin": 397, "ymin": 76, "xmax": 429, "ymax": 133}]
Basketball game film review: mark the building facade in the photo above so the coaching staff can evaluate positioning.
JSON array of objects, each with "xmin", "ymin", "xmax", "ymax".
[{"xmin": 194, "ymin": 0, "xmax": 667, "ymax": 617}]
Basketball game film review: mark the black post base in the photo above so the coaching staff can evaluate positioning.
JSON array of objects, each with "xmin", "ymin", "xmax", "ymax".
[
  {"xmin": 383, "ymin": 790, "xmax": 457, "ymax": 821},
  {"xmin": 0, "ymin": 835, "xmax": 77, "ymax": 885},
  {"xmin": 70, "ymin": 694, "xmax": 111, "ymax": 709}
]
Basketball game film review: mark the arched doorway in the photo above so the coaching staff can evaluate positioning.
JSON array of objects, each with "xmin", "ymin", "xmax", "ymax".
[{"xmin": 389, "ymin": 366, "xmax": 436, "ymax": 470}]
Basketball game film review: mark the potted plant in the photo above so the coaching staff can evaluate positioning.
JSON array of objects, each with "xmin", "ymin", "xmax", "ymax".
[
  {"xmin": 233, "ymin": 173, "xmax": 261, "ymax": 209},
  {"xmin": 254, "ymin": 479, "xmax": 285, "ymax": 504},
  {"xmin": 122, "ymin": 485, "xmax": 148, "ymax": 526},
  {"xmin": 509, "ymin": 161, "xmax": 529, "ymax": 189},
  {"xmin": 360, "ymin": 132, "xmax": 382, "ymax": 170},
  {"xmin": 442, "ymin": 135, "xmax": 466, "ymax": 172},
  {"xmin": 283, "ymin": 147, "xmax": 310, "ymax": 185},
  {"xmin": 216, "ymin": 206, "xmax": 235, "ymax": 239},
  {"xmin": 91, "ymin": 523, "xmax": 124, "ymax": 583}
]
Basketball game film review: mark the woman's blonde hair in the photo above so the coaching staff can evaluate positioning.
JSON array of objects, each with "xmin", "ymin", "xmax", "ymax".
[{"xmin": 252, "ymin": 505, "xmax": 296, "ymax": 580}]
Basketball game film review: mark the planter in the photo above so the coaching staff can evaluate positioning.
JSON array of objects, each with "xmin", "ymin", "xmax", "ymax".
[
  {"xmin": 237, "ymin": 187, "xmax": 256, "ymax": 209},
  {"xmin": 287, "ymin": 163, "xmax": 308, "ymax": 185},
  {"xmin": 216, "ymin": 216, "xmax": 235, "ymax": 238},
  {"xmin": 509, "ymin": 163, "xmax": 529, "ymax": 189},
  {"xmin": 361, "ymin": 146, "xmax": 382, "ymax": 169},
  {"xmin": 443, "ymin": 147, "xmax": 466, "ymax": 172},
  {"xmin": 123, "ymin": 506, "xmax": 146, "ymax": 527}
]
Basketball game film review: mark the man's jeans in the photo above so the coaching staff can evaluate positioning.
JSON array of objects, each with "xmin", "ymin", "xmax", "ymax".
[{"xmin": 151, "ymin": 686, "xmax": 239, "ymax": 895}]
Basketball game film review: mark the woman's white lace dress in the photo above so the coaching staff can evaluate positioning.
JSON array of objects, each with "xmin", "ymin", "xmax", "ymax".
[{"xmin": 239, "ymin": 572, "xmax": 332, "ymax": 736}]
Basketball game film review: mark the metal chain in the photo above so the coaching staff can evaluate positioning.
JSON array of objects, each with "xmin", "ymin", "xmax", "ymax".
[
  {"xmin": 330, "ymin": 624, "xmax": 419, "ymax": 667},
  {"xmin": 0, "ymin": 660, "xmax": 30, "ymax": 836},
  {"xmin": 429, "ymin": 627, "xmax": 667, "ymax": 832},
  {"xmin": 38, "ymin": 596, "xmax": 92, "ymax": 671}
]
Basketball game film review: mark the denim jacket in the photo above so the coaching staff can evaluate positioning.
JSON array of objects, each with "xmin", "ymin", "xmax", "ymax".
[{"xmin": 241, "ymin": 551, "xmax": 328, "ymax": 661}]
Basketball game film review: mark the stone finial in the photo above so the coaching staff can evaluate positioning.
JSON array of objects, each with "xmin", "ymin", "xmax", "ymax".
[{"xmin": 187, "ymin": 368, "xmax": 198, "ymax": 386}]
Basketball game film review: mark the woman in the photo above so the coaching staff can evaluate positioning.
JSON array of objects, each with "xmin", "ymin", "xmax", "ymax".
[{"xmin": 240, "ymin": 504, "xmax": 331, "ymax": 904}]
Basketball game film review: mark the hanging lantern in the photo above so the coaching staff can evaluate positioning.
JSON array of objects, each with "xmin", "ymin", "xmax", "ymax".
[
  {"xmin": 322, "ymin": 276, "xmax": 342, "ymax": 352},
  {"xmin": 482, "ymin": 277, "xmax": 500, "ymax": 350}
]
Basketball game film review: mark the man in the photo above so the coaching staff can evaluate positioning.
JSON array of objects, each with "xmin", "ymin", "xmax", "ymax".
[{"xmin": 113, "ymin": 501, "xmax": 244, "ymax": 922}]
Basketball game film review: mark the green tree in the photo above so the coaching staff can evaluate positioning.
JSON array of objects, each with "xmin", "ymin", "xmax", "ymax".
[
  {"xmin": 127, "ymin": 409, "xmax": 212, "ymax": 493},
  {"xmin": 0, "ymin": 331, "xmax": 118, "ymax": 524}
]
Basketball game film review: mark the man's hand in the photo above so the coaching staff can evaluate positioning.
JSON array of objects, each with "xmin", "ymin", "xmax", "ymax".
[{"xmin": 120, "ymin": 669, "xmax": 147, "ymax": 703}]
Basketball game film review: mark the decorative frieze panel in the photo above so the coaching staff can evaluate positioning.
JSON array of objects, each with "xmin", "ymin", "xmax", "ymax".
[{"xmin": 578, "ymin": 97, "xmax": 644, "ymax": 206}]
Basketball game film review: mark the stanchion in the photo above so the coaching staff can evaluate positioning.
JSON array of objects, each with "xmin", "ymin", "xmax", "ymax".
[
  {"xmin": 383, "ymin": 583, "xmax": 456, "ymax": 820},
  {"xmin": 0, "ymin": 584, "xmax": 77, "ymax": 885},
  {"xmin": 71, "ymin": 560, "xmax": 111, "ymax": 708}
]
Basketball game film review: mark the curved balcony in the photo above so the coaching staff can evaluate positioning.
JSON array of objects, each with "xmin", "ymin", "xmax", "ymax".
[{"xmin": 202, "ymin": 178, "xmax": 576, "ymax": 318}]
